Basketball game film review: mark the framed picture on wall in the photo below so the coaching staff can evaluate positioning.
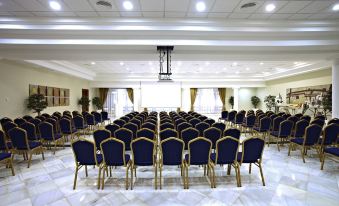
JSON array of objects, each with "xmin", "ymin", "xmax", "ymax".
[
  {"xmin": 65, "ymin": 89, "xmax": 70, "ymax": 98},
  {"xmin": 38, "ymin": 86, "xmax": 47, "ymax": 96},
  {"xmin": 65, "ymin": 98, "xmax": 70, "ymax": 106},
  {"xmin": 54, "ymin": 88, "xmax": 60, "ymax": 97},
  {"xmin": 47, "ymin": 87, "xmax": 54, "ymax": 96},
  {"xmin": 29, "ymin": 84, "xmax": 38, "ymax": 95},
  {"xmin": 54, "ymin": 96, "xmax": 60, "ymax": 106},
  {"xmin": 60, "ymin": 97, "xmax": 65, "ymax": 106},
  {"xmin": 47, "ymin": 96, "xmax": 54, "ymax": 107}
]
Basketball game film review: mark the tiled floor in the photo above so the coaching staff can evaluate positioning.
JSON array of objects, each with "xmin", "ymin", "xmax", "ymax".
[{"xmin": 0, "ymin": 133, "xmax": 338, "ymax": 206}]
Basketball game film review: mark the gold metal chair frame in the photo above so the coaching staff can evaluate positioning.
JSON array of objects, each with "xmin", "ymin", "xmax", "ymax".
[
  {"xmin": 320, "ymin": 148, "xmax": 339, "ymax": 170},
  {"xmin": 39, "ymin": 122, "xmax": 65, "ymax": 155},
  {"xmin": 136, "ymin": 128, "xmax": 156, "ymax": 140},
  {"xmin": 159, "ymin": 128, "xmax": 178, "ymax": 141},
  {"xmin": 0, "ymin": 153, "xmax": 15, "ymax": 176}
]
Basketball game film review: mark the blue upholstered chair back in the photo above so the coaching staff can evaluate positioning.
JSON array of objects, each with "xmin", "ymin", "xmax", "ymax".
[
  {"xmin": 131, "ymin": 138, "xmax": 155, "ymax": 166},
  {"xmin": 160, "ymin": 129, "xmax": 178, "ymax": 141},
  {"xmin": 322, "ymin": 123, "xmax": 339, "ymax": 145},
  {"xmin": 0, "ymin": 130, "xmax": 7, "ymax": 150},
  {"xmin": 189, "ymin": 118, "xmax": 201, "ymax": 127},
  {"xmin": 45, "ymin": 118, "xmax": 59, "ymax": 133},
  {"xmin": 287, "ymin": 116, "xmax": 299, "ymax": 128},
  {"xmin": 36, "ymin": 116, "xmax": 46, "ymax": 122},
  {"xmin": 39, "ymin": 122, "xmax": 54, "ymax": 141},
  {"xmin": 72, "ymin": 140, "xmax": 97, "ymax": 165},
  {"xmin": 1, "ymin": 117, "xmax": 12, "ymax": 129},
  {"xmin": 114, "ymin": 128, "xmax": 133, "ymax": 150},
  {"xmin": 203, "ymin": 127, "xmax": 222, "ymax": 149},
  {"xmin": 101, "ymin": 138, "xmax": 126, "ymax": 166},
  {"xmin": 199, "ymin": 116, "xmax": 208, "ymax": 121},
  {"xmin": 294, "ymin": 113, "xmax": 303, "ymax": 118},
  {"xmin": 93, "ymin": 112, "xmax": 102, "ymax": 123},
  {"xmin": 73, "ymin": 116, "xmax": 85, "ymax": 129},
  {"xmin": 105, "ymin": 124, "xmax": 120, "ymax": 137},
  {"xmin": 240, "ymin": 137, "xmax": 265, "ymax": 163},
  {"xmin": 215, "ymin": 137, "xmax": 239, "ymax": 164},
  {"xmin": 328, "ymin": 118, "xmax": 339, "ymax": 125},
  {"xmin": 234, "ymin": 113, "xmax": 245, "ymax": 124},
  {"xmin": 195, "ymin": 122, "xmax": 210, "ymax": 136},
  {"xmin": 260, "ymin": 117, "xmax": 271, "ymax": 131},
  {"xmin": 177, "ymin": 122, "xmax": 192, "ymax": 138},
  {"xmin": 93, "ymin": 129, "xmax": 111, "ymax": 151},
  {"xmin": 212, "ymin": 122, "xmax": 226, "ymax": 133},
  {"xmin": 182, "ymin": 128, "xmax": 199, "ymax": 149},
  {"xmin": 113, "ymin": 119, "xmax": 126, "ymax": 127},
  {"xmin": 121, "ymin": 116, "xmax": 130, "ymax": 123},
  {"xmin": 204, "ymin": 119, "xmax": 215, "ymax": 126},
  {"xmin": 29, "ymin": 118, "xmax": 41, "ymax": 131},
  {"xmin": 188, "ymin": 137, "xmax": 212, "ymax": 165},
  {"xmin": 161, "ymin": 137, "xmax": 184, "ymax": 165},
  {"xmin": 14, "ymin": 118, "xmax": 26, "ymax": 126},
  {"xmin": 142, "ymin": 122, "xmax": 156, "ymax": 131},
  {"xmin": 294, "ymin": 120, "xmax": 309, "ymax": 138},
  {"xmin": 310, "ymin": 119, "xmax": 325, "ymax": 128},
  {"xmin": 272, "ymin": 116, "xmax": 284, "ymax": 131},
  {"xmin": 59, "ymin": 118, "xmax": 72, "ymax": 133},
  {"xmin": 315, "ymin": 115, "xmax": 326, "ymax": 121},
  {"xmin": 146, "ymin": 119, "xmax": 157, "ymax": 125},
  {"xmin": 245, "ymin": 115, "xmax": 256, "ymax": 127},
  {"xmin": 3, "ymin": 121, "xmax": 17, "ymax": 135},
  {"xmin": 85, "ymin": 114, "xmax": 95, "ymax": 125},
  {"xmin": 227, "ymin": 111, "xmax": 237, "ymax": 121},
  {"xmin": 20, "ymin": 122, "xmax": 38, "ymax": 141},
  {"xmin": 300, "ymin": 115, "xmax": 311, "ymax": 122},
  {"xmin": 137, "ymin": 128, "xmax": 155, "ymax": 140},
  {"xmin": 304, "ymin": 125, "xmax": 322, "ymax": 145},
  {"xmin": 175, "ymin": 119, "xmax": 185, "ymax": 128},
  {"xmin": 123, "ymin": 123, "xmax": 138, "ymax": 139},
  {"xmin": 221, "ymin": 111, "xmax": 228, "ymax": 119},
  {"xmin": 130, "ymin": 119, "xmax": 141, "ymax": 129},
  {"xmin": 101, "ymin": 111, "xmax": 109, "ymax": 121},
  {"xmin": 223, "ymin": 128, "xmax": 241, "ymax": 139},
  {"xmin": 160, "ymin": 119, "xmax": 172, "ymax": 125},
  {"xmin": 279, "ymin": 120, "xmax": 293, "ymax": 137},
  {"xmin": 160, "ymin": 122, "xmax": 174, "ymax": 131},
  {"xmin": 8, "ymin": 127, "xmax": 29, "ymax": 150}
]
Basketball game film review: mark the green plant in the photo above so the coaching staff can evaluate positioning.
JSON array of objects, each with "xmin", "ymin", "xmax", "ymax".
[
  {"xmin": 251, "ymin": 96, "xmax": 260, "ymax": 109},
  {"xmin": 228, "ymin": 96, "xmax": 234, "ymax": 109},
  {"xmin": 92, "ymin": 97, "xmax": 103, "ymax": 110},
  {"xmin": 27, "ymin": 94, "xmax": 48, "ymax": 116},
  {"xmin": 264, "ymin": 95, "xmax": 276, "ymax": 111},
  {"xmin": 322, "ymin": 85, "xmax": 332, "ymax": 118},
  {"xmin": 78, "ymin": 96, "xmax": 90, "ymax": 107}
]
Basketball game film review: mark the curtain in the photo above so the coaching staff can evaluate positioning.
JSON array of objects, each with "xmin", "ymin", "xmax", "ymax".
[
  {"xmin": 218, "ymin": 88, "xmax": 227, "ymax": 111},
  {"xmin": 127, "ymin": 88, "xmax": 134, "ymax": 104},
  {"xmin": 190, "ymin": 88, "xmax": 198, "ymax": 111},
  {"xmin": 99, "ymin": 88, "xmax": 109, "ymax": 106}
]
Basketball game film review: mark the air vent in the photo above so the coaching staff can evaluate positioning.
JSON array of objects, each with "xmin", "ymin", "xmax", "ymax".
[
  {"xmin": 96, "ymin": 0, "xmax": 112, "ymax": 8},
  {"xmin": 241, "ymin": 2, "xmax": 257, "ymax": 9}
]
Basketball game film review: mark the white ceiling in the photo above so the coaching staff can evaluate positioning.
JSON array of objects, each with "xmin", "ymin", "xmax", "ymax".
[{"xmin": 0, "ymin": 0, "xmax": 338, "ymax": 20}]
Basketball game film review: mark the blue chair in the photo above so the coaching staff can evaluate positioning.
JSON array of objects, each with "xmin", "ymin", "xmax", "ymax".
[
  {"xmin": 130, "ymin": 119, "xmax": 141, "ymax": 129},
  {"xmin": 185, "ymin": 137, "xmax": 214, "ymax": 188},
  {"xmin": 160, "ymin": 119, "xmax": 172, "ymax": 126},
  {"xmin": 137, "ymin": 128, "xmax": 155, "ymax": 140},
  {"xmin": 232, "ymin": 113, "xmax": 245, "ymax": 129},
  {"xmin": 28, "ymin": 118, "xmax": 41, "ymax": 134},
  {"xmin": 142, "ymin": 122, "xmax": 156, "ymax": 132},
  {"xmin": 93, "ymin": 129, "xmax": 111, "ymax": 152},
  {"xmin": 181, "ymin": 127, "xmax": 199, "ymax": 150},
  {"xmin": 0, "ymin": 130, "xmax": 12, "ymax": 151},
  {"xmin": 2, "ymin": 121, "xmax": 17, "ymax": 138},
  {"xmin": 204, "ymin": 118, "xmax": 215, "ymax": 126},
  {"xmin": 105, "ymin": 124, "xmax": 120, "ymax": 137},
  {"xmin": 315, "ymin": 115, "xmax": 326, "ymax": 121},
  {"xmin": 253, "ymin": 117, "xmax": 271, "ymax": 144},
  {"xmin": 218, "ymin": 111, "xmax": 228, "ymax": 122},
  {"xmin": 300, "ymin": 115, "xmax": 311, "ymax": 122},
  {"xmin": 160, "ymin": 122, "xmax": 174, "ymax": 131},
  {"xmin": 177, "ymin": 122, "xmax": 192, "ymax": 138},
  {"xmin": 73, "ymin": 116, "xmax": 89, "ymax": 135},
  {"xmin": 114, "ymin": 128, "xmax": 133, "ymax": 151},
  {"xmin": 45, "ymin": 118, "xmax": 60, "ymax": 134},
  {"xmin": 123, "ymin": 123, "xmax": 138, "ymax": 139},
  {"xmin": 39, "ymin": 122, "xmax": 64, "ymax": 154},
  {"xmin": 101, "ymin": 111, "xmax": 110, "ymax": 124},
  {"xmin": 310, "ymin": 119, "xmax": 325, "ymax": 128},
  {"xmin": 85, "ymin": 114, "xmax": 97, "ymax": 130},
  {"xmin": 237, "ymin": 137, "xmax": 265, "ymax": 186},
  {"xmin": 203, "ymin": 127, "xmax": 222, "ymax": 150},
  {"xmin": 14, "ymin": 118, "xmax": 26, "ymax": 126},
  {"xmin": 212, "ymin": 122, "xmax": 226, "ymax": 133},
  {"xmin": 120, "ymin": 116, "xmax": 130, "ymax": 123},
  {"xmin": 20, "ymin": 122, "xmax": 39, "ymax": 141},
  {"xmin": 175, "ymin": 119, "xmax": 186, "ymax": 128},
  {"xmin": 210, "ymin": 137, "xmax": 240, "ymax": 187},
  {"xmin": 0, "ymin": 151, "xmax": 15, "ymax": 176},
  {"xmin": 130, "ymin": 137, "xmax": 157, "ymax": 190},
  {"xmin": 242, "ymin": 115, "xmax": 256, "ymax": 135},
  {"xmin": 287, "ymin": 116, "xmax": 299, "ymax": 130},
  {"xmin": 71, "ymin": 139, "xmax": 103, "ymax": 190},
  {"xmin": 59, "ymin": 118, "xmax": 78, "ymax": 141},
  {"xmin": 198, "ymin": 116, "xmax": 208, "ymax": 121},
  {"xmin": 288, "ymin": 124, "xmax": 322, "ymax": 163},
  {"xmin": 321, "ymin": 146, "xmax": 339, "ymax": 170},
  {"xmin": 189, "ymin": 118, "xmax": 200, "ymax": 127},
  {"xmin": 320, "ymin": 124, "xmax": 339, "ymax": 155},
  {"xmin": 195, "ymin": 122, "xmax": 210, "ymax": 137},
  {"xmin": 270, "ymin": 120, "xmax": 293, "ymax": 151},
  {"xmin": 328, "ymin": 118, "xmax": 339, "ymax": 125},
  {"xmin": 226, "ymin": 111, "xmax": 237, "ymax": 126},
  {"xmin": 8, "ymin": 127, "xmax": 44, "ymax": 168},
  {"xmin": 159, "ymin": 128, "xmax": 178, "ymax": 141},
  {"xmin": 223, "ymin": 128, "xmax": 241, "ymax": 139},
  {"xmin": 113, "ymin": 119, "xmax": 126, "ymax": 127},
  {"xmin": 93, "ymin": 112, "xmax": 103, "ymax": 126},
  {"xmin": 146, "ymin": 119, "xmax": 157, "ymax": 126},
  {"xmin": 1, "ymin": 117, "xmax": 13, "ymax": 129},
  {"xmin": 99, "ymin": 138, "xmax": 131, "ymax": 190},
  {"xmin": 159, "ymin": 137, "xmax": 185, "ymax": 189},
  {"xmin": 269, "ymin": 116, "xmax": 284, "ymax": 142},
  {"xmin": 291, "ymin": 120, "xmax": 309, "ymax": 138}
]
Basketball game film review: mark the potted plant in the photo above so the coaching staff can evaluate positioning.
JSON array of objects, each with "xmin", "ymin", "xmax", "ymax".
[
  {"xmin": 78, "ymin": 96, "xmax": 90, "ymax": 111},
  {"xmin": 264, "ymin": 95, "xmax": 276, "ymax": 111},
  {"xmin": 92, "ymin": 97, "xmax": 103, "ymax": 111},
  {"xmin": 251, "ymin": 96, "xmax": 260, "ymax": 109},
  {"xmin": 27, "ymin": 94, "xmax": 48, "ymax": 116},
  {"xmin": 322, "ymin": 85, "xmax": 332, "ymax": 119},
  {"xmin": 228, "ymin": 96, "xmax": 234, "ymax": 109}
]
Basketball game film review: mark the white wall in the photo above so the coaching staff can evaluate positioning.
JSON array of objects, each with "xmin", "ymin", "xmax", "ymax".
[
  {"xmin": 239, "ymin": 87, "xmax": 258, "ymax": 111},
  {"xmin": 0, "ymin": 60, "xmax": 93, "ymax": 119}
]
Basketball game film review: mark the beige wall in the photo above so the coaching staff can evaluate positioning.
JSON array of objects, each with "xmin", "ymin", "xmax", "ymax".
[
  {"xmin": 257, "ymin": 68, "xmax": 332, "ymax": 111},
  {"xmin": 0, "ymin": 60, "xmax": 94, "ymax": 119},
  {"xmin": 239, "ymin": 87, "xmax": 258, "ymax": 111}
]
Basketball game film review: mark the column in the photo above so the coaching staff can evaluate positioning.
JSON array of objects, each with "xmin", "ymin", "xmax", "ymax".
[
  {"xmin": 332, "ymin": 60, "xmax": 339, "ymax": 118},
  {"xmin": 233, "ymin": 87, "xmax": 239, "ymax": 111},
  {"xmin": 133, "ymin": 88, "xmax": 140, "ymax": 112}
]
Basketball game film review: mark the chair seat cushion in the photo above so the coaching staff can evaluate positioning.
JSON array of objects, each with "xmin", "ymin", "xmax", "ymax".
[
  {"xmin": 324, "ymin": 147, "xmax": 339, "ymax": 157},
  {"xmin": 270, "ymin": 131, "xmax": 279, "ymax": 137},
  {"xmin": 185, "ymin": 154, "xmax": 208, "ymax": 165},
  {"xmin": 17, "ymin": 141, "xmax": 42, "ymax": 150},
  {"xmin": 0, "ymin": 142, "xmax": 12, "ymax": 150},
  {"xmin": 290, "ymin": 138, "xmax": 305, "ymax": 145},
  {"xmin": 63, "ymin": 128, "xmax": 77, "ymax": 134},
  {"xmin": 0, "ymin": 152, "xmax": 11, "ymax": 161},
  {"xmin": 210, "ymin": 153, "xmax": 233, "ymax": 164},
  {"xmin": 254, "ymin": 127, "xmax": 267, "ymax": 132}
]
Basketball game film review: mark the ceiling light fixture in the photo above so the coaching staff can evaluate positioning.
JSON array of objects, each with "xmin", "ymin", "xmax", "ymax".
[
  {"xmin": 260, "ymin": 62, "xmax": 264, "ymax": 65},
  {"xmin": 49, "ymin": 1, "xmax": 61, "ymax": 10},
  {"xmin": 246, "ymin": 67, "xmax": 250, "ymax": 71},
  {"xmin": 265, "ymin": 4, "xmax": 276, "ymax": 12},
  {"xmin": 205, "ymin": 61, "xmax": 210, "ymax": 66},
  {"xmin": 148, "ymin": 61, "xmax": 153, "ymax": 65},
  {"xmin": 232, "ymin": 62, "xmax": 238, "ymax": 66},
  {"xmin": 235, "ymin": 71, "xmax": 239, "ymax": 74},
  {"xmin": 120, "ymin": 62, "xmax": 124, "ymax": 66},
  {"xmin": 123, "ymin": 1, "xmax": 133, "ymax": 10},
  {"xmin": 196, "ymin": 2, "xmax": 206, "ymax": 12},
  {"xmin": 91, "ymin": 62, "xmax": 96, "ymax": 65},
  {"xmin": 177, "ymin": 61, "xmax": 182, "ymax": 66},
  {"xmin": 333, "ymin": 3, "xmax": 339, "ymax": 11}
]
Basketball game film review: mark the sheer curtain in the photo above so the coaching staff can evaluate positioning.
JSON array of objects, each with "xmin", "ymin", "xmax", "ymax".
[
  {"xmin": 194, "ymin": 88, "xmax": 222, "ymax": 114},
  {"xmin": 103, "ymin": 89, "xmax": 134, "ymax": 118}
]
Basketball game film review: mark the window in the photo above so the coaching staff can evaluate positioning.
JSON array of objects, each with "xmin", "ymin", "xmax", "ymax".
[
  {"xmin": 103, "ymin": 89, "xmax": 133, "ymax": 118},
  {"xmin": 194, "ymin": 88, "xmax": 222, "ymax": 114}
]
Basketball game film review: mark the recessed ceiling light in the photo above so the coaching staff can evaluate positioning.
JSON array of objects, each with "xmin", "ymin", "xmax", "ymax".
[
  {"xmin": 223, "ymin": 67, "xmax": 227, "ymax": 70},
  {"xmin": 49, "ymin": 1, "xmax": 61, "ymax": 11},
  {"xmin": 148, "ymin": 61, "xmax": 153, "ymax": 66},
  {"xmin": 196, "ymin": 2, "xmax": 206, "ymax": 12},
  {"xmin": 294, "ymin": 62, "xmax": 298, "ymax": 64},
  {"xmin": 177, "ymin": 61, "xmax": 182, "ymax": 66},
  {"xmin": 126, "ymin": 67, "xmax": 130, "ymax": 71},
  {"xmin": 120, "ymin": 62, "xmax": 124, "ymax": 66},
  {"xmin": 246, "ymin": 67, "xmax": 250, "ymax": 71},
  {"xmin": 205, "ymin": 61, "xmax": 210, "ymax": 66},
  {"xmin": 232, "ymin": 62, "xmax": 238, "ymax": 66},
  {"xmin": 123, "ymin": 1, "xmax": 133, "ymax": 10},
  {"xmin": 265, "ymin": 4, "xmax": 276, "ymax": 12},
  {"xmin": 332, "ymin": 3, "xmax": 339, "ymax": 11},
  {"xmin": 235, "ymin": 71, "xmax": 239, "ymax": 74},
  {"xmin": 91, "ymin": 62, "xmax": 96, "ymax": 65},
  {"xmin": 260, "ymin": 62, "xmax": 264, "ymax": 65}
]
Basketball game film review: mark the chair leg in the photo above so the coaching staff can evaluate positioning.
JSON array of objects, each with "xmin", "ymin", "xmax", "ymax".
[
  {"xmin": 9, "ymin": 158, "xmax": 15, "ymax": 176},
  {"xmin": 288, "ymin": 143, "xmax": 292, "ymax": 156},
  {"xmin": 249, "ymin": 163, "xmax": 251, "ymax": 174},
  {"xmin": 130, "ymin": 163, "xmax": 134, "ymax": 190},
  {"xmin": 237, "ymin": 165, "xmax": 242, "ymax": 187},
  {"xmin": 277, "ymin": 138, "xmax": 280, "ymax": 151},
  {"xmin": 27, "ymin": 152, "xmax": 33, "ymax": 168},
  {"xmin": 97, "ymin": 166, "xmax": 102, "ymax": 190},
  {"xmin": 73, "ymin": 166, "xmax": 78, "ymax": 190},
  {"xmin": 125, "ymin": 164, "xmax": 130, "ymax": 190},
  {"xmin": 227, "ymin": 164, "xmax": 231, "ymax": 175},
  {"xmin": 320, "ymin": 153, "xmax": 325, "ymax": 170},
  {"xmin": 258, "ymin": 163, "xmax": 265, "ymax": 186},
  {"xmin": 301, "ymin": 147, "xmax": 306, "ymax": 163},
  {"xmin": 159, "ymin": 164, "xmax": 162, "ymax": 189},
  {"xmin": 85, "ymin": 165, "xmax": 88, "ymax": 177}
]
